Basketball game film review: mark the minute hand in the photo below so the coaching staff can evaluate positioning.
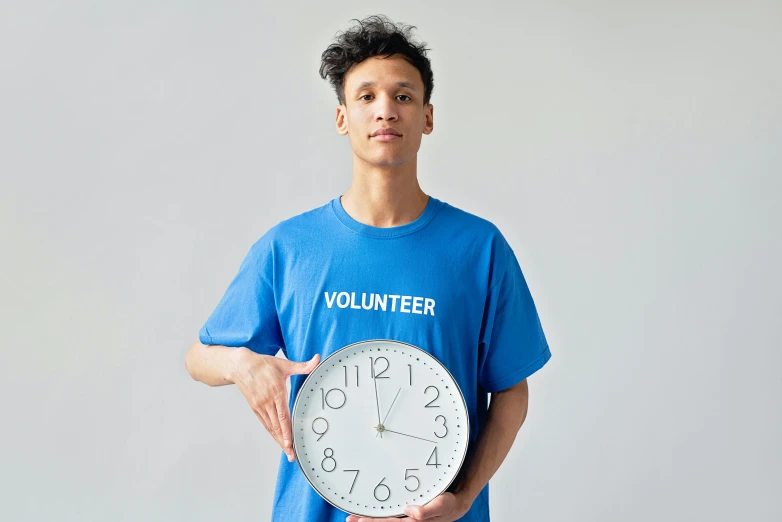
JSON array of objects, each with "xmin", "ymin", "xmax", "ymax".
[
  {"xmin": 383, "ymin": 429, "xmax": 438, "ymax": 444},
  {"xmin": 372, "ymin": 363, "xmax": 383, "ymax": 438}
]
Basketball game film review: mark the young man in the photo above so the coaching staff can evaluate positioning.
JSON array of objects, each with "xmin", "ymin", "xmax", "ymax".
[{"xmin": 185, "ymin": 14, "xmax": 552, "ymax": 522}]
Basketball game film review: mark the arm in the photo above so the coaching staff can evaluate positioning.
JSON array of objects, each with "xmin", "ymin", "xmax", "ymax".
[
  {"xmin": 184, "ymin": 340, "xmax": 251, "ymax": 386},
  {"xmin": 450, "ymin": 378, "xmax": 530, "ymax": 514}
]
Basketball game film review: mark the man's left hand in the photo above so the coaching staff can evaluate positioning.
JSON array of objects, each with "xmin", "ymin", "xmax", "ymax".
[{"xmin": 345, "ymin": 491, "xmax": 468, "ymax": 522}]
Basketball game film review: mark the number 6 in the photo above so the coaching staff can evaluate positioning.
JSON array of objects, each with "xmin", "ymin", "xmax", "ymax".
[{"xmin": 374, "ymin": 477, "xmax": 391, "ymax": 501}]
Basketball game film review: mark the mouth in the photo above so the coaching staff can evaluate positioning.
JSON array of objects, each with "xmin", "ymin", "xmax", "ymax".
[{"xmin": 371, "ymin": 134, "xmax": 401, "ymax": 141}]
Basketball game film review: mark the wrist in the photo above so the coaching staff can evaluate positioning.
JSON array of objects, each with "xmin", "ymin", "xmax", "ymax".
[
  {"xmin": 450, "ymin": 488, "xmax": 474, "ymax": 517},
  {"xmin": 227, "ymin": 346, "xmax": 253, "ymax": 383},
  {"xmin": 452, "ymin": 484, "xmax": 477, "ymax": 516}
]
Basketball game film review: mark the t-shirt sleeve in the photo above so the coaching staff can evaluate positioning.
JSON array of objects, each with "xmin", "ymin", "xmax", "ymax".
[
  {"xmin": 198, "ymin": 235, "xmax": 286, "ymax": 356},
  {"xmin": 477, "ymin": 239, "xmax": 551, "ymax": 392}
]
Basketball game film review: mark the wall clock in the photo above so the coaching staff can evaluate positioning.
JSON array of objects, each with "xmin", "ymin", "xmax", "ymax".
[{"xmin": 292, "ymin": 339, "xmax": 470, "ymax": 518}]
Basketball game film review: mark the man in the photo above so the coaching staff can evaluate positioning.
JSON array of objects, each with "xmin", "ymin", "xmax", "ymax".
[{"xmin": 185, "ymin": 14, "xmax": 551, "ymax": 522}]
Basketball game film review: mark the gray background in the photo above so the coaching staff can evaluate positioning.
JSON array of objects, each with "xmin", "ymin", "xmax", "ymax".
[{"xmin": 1, "ymin": 1, "xmax": 780, "ymax": 521}]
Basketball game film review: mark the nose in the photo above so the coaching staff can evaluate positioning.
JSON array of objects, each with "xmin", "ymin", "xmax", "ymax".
[{"xmin": 374, "ymin": 94, "xmax": 398, "ymax": 121}]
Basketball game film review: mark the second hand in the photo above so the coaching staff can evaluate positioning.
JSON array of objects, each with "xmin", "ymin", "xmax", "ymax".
[{"xmin": 376, "ymin": 388, "xmax": 401, "ymax": 438}]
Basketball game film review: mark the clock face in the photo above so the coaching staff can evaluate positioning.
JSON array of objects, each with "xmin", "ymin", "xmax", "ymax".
[{"xmin": 292, "ymin": 339, "xmax": 470, "ymax": 518}]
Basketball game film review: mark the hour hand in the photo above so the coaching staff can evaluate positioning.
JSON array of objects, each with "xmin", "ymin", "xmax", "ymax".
[{"xmin": 382, "ymin": 428, "xmax": 438, "ymax": 445}]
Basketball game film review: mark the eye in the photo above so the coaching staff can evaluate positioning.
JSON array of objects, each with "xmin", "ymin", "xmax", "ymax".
[{"xmin": 359, "ymin": 94, "xmax": 412, "ymax": 102}]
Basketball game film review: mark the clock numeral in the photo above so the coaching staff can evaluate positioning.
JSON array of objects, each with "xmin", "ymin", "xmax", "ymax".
[
  {"xmin": 321, "ymin": 448, "xmax": 337, "ymax": 472},
  {"xmin": 321, "ymin": 388, "xmax": 347, "ymax": 410},
  {"xmin": 404, "ymin": 469, "xmax": 420, "ymax": 492},
  {"xmin": 311, "ymin": 417, "xmax": 329, "ymax": 441},
  {"xmin": 408, "ymin": 364, "xmax": 412, "ymax": 386},
  {"xmin": 424, "ymin": 386, "xmax": 440, "ymax": 408},
  {"xmin": 342, "ymin": 365, "xmax": 360, "ymax": 387},
  {"xmin": 370, "ymin": 357, "xmax": 390, "ymax": 379},
  {"xmin": 344, "ymin": 469, "xmax": 360, "ymax": 494},
  {"xmin": 426, "ymin": 447, "xmax": 440, "ymax": 468},
  {"xmin": 373, "ymin": 477, "xmax": 391, "ymax": 502},
  {"xmin": 434, "ymin": 415, "xmax": 448, "ymax": 438}
]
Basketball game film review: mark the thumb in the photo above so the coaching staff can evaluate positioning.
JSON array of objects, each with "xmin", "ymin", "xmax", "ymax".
[{"xmin": 288, "ymin": 353, "xmax": 320, "ymax": 375}]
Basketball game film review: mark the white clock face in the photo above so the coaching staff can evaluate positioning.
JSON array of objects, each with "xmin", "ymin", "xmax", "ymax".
[{"xmin": 292, "ymin": 339, "xmax": 470, "ymax": 518}]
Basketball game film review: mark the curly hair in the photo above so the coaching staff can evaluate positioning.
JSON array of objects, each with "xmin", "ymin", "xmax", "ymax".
[{"xmin": 319, "ymin": 14, "xmax": 434, "ymax": 107}]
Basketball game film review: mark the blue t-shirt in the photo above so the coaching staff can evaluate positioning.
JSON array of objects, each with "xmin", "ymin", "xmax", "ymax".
[{"xmin": 199, "ymin": 195, "xmax": 552, "ymax": 522}]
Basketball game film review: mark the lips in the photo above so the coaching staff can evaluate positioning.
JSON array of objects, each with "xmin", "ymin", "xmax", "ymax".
[
  {"xmin": 373, "ymin": 134, "xmax": 399, "ymax": 140},
  {"xmin": 371, "ymin": 128, "xmax": 401, "ymax": 137}
]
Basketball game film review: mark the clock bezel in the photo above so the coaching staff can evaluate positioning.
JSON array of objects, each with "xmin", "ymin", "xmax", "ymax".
[{"xmin": 291, "ymin": 338, "xmax": 470, "ymax": 518}]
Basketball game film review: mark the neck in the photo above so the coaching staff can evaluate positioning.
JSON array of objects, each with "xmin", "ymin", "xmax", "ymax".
[{"xmin": 341, "ymin": 156, "xmax": 429, "ymax": 228}]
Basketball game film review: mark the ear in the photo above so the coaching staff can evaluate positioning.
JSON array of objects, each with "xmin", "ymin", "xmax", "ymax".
[
  {"xmin": 422, "ymin": 103, "xmax": 434, "ymax": 136},
  {"xmin": 336, "ymin": 104, "xmax": 349, "ymax": 136}
]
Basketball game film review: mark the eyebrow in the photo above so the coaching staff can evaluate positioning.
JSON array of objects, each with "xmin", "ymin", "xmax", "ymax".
[{"xmin": 354, "ymin": 80, "xmax": 418, "ymax": 93}]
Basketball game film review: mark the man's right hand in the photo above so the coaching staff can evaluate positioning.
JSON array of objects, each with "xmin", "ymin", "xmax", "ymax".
[{"xmin": 232, "ymin": 350, "xmax": 320, "ymax": 462}]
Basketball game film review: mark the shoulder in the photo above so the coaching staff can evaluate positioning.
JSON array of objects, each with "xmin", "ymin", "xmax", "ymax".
[
  {"xmin": 247, "ymin": 199, "xmax": 334, "ymax": 256},
  {"xmin": 438, "ymin": 198, "xmax": 506, "ymax": 239},
  {"xmin": 436, "ymin": 198, "xmax": 512, "ymax": 255},
  {"xmin": 435, "ymin": 199, "xmax": 519, "ymax": 290}
]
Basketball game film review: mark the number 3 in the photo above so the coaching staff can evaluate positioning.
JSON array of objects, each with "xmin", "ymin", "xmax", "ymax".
[{"xmin": 434, "ymin": 415, "xmax": 448, "ymax": 438}]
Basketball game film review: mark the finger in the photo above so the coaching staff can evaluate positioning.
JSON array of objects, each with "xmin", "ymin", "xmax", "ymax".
[
  {"xmin": 245, "ymin": 389, "xmax": 275, "ymax": 438},
  {"xmin": 254, "ymin": 408, "xmax": 284, "ymax": 450},
  {"xmin": 265, "ymin": 403, "xmax": 286, "ymax": 452},
  {"xmin": 253, "ymin": 408, "xmax": 271, "ymax": 434},
  {"xmin": 404, "ymin": 502, "xmax": 441, "ymax": 520},
  {"xmin": 345, "ymin": 515, "xmax": 415, "ymax": 522},
  {"xmin": 404, "ymin": 505, "xmax": 424, "ymax": 520},
  {"xmin": 275, "ymin": 394, "xmax": 294, "ymax": 460},
  {"xmin": 288, "ymin": 353, "xmax": 320, "ymax": 375},
  {"xmin": 345, "ymin": 512, "xmax": 413, "ymax": 522}
]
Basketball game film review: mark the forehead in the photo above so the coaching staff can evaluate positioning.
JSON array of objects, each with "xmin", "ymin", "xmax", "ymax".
[{"xmin": 345, "ymin": 55, "xmax": 422, "ymax": 93}]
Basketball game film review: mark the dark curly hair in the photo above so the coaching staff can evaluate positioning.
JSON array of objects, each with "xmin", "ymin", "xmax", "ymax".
[{"xmin": 319, "ymin": 14, "xmax": 434, "ymax": 107}]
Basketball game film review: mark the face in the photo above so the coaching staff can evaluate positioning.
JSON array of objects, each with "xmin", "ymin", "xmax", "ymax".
[{"xmin": 336, "ymin": 54, "xmax": 433, "ymax": 169}]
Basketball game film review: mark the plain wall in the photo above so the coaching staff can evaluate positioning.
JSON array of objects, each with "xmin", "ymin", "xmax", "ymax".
[{"xmin": 1, "ymin": 1, "xmax": 780, "ymax": 520}]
